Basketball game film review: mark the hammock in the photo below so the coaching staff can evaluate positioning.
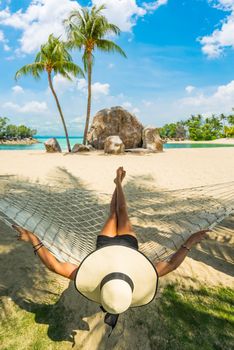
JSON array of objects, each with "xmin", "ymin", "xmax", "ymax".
[{"xmin": 0, "ymin": 176, "xmax": 233, "ymax": 264}]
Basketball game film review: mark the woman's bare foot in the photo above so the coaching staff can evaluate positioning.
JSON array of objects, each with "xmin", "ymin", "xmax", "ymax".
[
  {"xmin": 12, "ymin": 225, "xmax": 33, "ymax": 242},
  {"xmin": 114, "ymin": 166, "xmax": 126, "ymax": 185}
]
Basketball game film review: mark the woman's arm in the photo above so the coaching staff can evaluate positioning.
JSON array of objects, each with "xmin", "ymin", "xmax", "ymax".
[
  {"xmin": 13, "ymin": 225, "xmax": 79, "ymax": 280},
  {"xmin": 155, "ymin": 229, "xmax": 210, "ymax": 277}
]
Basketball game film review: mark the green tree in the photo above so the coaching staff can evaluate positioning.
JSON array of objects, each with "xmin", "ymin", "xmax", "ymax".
[
  {"xmin": 15, "ymin": 34, "xmax": 84, "ymax": 152},
  {"xmin": 64, "ymin": 5, "xmax": 127, "ymax": 145},
  {"xmin": 17, "ymin": 125, "xmax": 36, "ymax": 138},
  {"xmin": 185, "ymin": 115, "xmax": 203, "ymax": 140},
  {"xmin": 175, "ymin": 121, "xmax": 186, "ymax": 139},
  {"xmin": 224, "ymin": 126, "xmax": 234, "ymax": 137},
  {"xmin": 5, "ymin": 124, "xmax": 18, "ymax": 138},
  {"xmin": 227, "ymin": 114, "xmax": 234, "ymax": 126},
  {"xmin": 0, "ymin": 117, "xmax": 9, "ymax": 139}
]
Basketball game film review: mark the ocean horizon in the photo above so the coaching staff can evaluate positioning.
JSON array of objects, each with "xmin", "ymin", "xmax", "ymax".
[{"xmin": 0, "ymin": 135, "xmax": 234, "ymax": 150}]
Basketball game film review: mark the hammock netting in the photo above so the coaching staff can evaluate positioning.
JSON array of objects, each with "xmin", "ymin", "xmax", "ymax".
[{"xmin": 0, "ymin": 177, "xmax": 233, "ymax": 264}]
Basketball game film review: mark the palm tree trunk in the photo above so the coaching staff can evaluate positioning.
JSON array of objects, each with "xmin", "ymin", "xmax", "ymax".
[
  {"xmin": 83, "ymin": 53, "xmax": 92, "ymax": 145},
  {"xmin": 47, "ymin": 72, "xmax": 71, "ymax": 152}
]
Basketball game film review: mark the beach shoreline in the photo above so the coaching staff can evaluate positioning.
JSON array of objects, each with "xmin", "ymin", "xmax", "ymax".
[
  {"xmin": 1, "ymin": 147, "xmax": 234, "ymax": 191},
  {"xmin": 164, "ymin": 137, "xmax": 234, "ymax": 144},
  {"xmin": 0, "ymin": 138, "xmax": 39, "ymax": 145}
]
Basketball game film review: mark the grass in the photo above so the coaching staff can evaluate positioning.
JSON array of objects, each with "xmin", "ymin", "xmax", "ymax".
[
  {"xmin": 138, "ymin": 284, "xmax": 234, "ymax": 350},
  {"xmin": 0, "ymin": 284, "xmax": 233, "ymax": 350}
]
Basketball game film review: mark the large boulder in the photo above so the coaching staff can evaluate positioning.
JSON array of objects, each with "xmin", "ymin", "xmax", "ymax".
[
  {"xmin": 87, "ymin": 106, "xmax": 143, "ymax": 149},
  {"xmin": 142, "ymin": 127, "xmax": 163, "ymax": 152},
  {"xmin": 72, "ymin": 144, "xmax": 93, "ymax": 153},
  {"xmin": 104, "ymin": 135, "xmax": 125, "ymax": 155},
  {"xmin": 44, "ymin": 138, "xmax": 62, "ymax": 153}
]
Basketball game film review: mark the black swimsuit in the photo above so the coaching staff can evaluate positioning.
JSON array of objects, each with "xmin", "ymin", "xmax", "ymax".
[{"xmin": 96, "ymin": 234, "xmax": 139, "ymax": 250}]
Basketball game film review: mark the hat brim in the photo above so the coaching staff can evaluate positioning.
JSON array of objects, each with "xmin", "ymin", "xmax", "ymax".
[{"xmin": 74, "ymin": 245, "xmax": 158, "ymax": 308}]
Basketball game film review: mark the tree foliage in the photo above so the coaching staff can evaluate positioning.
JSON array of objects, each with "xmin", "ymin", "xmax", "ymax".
[
  {"xmin": 0, "ymin": 117, "xmax": 36, "ymax": 139},
  {"xmin": 160, "ymin": 113, "xmax": 234, "ymax": 140},
  {"xmin": 159, "ymin": 121, "xmax": 187, "ymax": 139},
  {"xmin": 64, "ymin": 5, "xmax": 126, "ymax": 145},
  {"xmin": 15, "ymin": 34, "xmax": 84, "ymax": 152}
]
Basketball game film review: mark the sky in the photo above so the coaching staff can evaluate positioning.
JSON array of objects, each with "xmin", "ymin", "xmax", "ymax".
[{"xmin": 0, "ymin": 0, "xmax": 234, "ymax": 136}]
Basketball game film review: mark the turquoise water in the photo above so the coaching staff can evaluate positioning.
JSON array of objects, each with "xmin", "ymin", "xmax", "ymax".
[
  {"xmin": 0, "ymin": 136, "xmax": 83, "ymax": 151},
  {"xmin": 0, "ymin": 136, "xmax": 234, "ymax": 150}
]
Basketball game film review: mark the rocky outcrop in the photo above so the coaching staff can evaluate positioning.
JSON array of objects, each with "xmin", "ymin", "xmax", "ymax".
[
  {"xmin": 142, "ymin": 127, "xmax": 163, "ymax": 152},
  {"xmin": 72, "ymin": 144, "xmax": 93, "ymax": 153},
  {"xmin": 87, "ymin": 106, "xmax": 143, "ymax": 149},
  {"xmin": 104, "ymin": 135, "xmax": 125, "ymax": 155},
  {"xmin": 44, "ymin": 138, "xmax": 62, "ymax": 153}
]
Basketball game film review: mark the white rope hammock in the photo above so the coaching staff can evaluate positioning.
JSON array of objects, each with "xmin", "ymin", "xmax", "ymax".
[{"xmin": 0, "ymin": 177, "xmax": 233, "ymax": 264}]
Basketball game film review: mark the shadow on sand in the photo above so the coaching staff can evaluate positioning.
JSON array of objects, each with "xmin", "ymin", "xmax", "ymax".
[{"xmin": 0, "ymin": 169, "xmax": 233, "ymax": 349}]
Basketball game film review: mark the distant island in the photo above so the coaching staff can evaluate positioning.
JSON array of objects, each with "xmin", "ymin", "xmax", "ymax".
[
  {"xmin": 0, "ymin": 117, "xmax": 38, "ymax": 145},
  {"xmin": 159, "ymin": 113, "xmax": 234, "ymax": 141}
]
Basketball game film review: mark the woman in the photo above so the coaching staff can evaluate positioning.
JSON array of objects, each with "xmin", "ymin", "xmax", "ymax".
[{"xmin": 13, "ymin": 167, "xmax": 210, "ymax": 331}]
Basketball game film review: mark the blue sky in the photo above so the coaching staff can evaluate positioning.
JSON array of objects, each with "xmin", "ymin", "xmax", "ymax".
[{"xmin": 0, "ymin": 0, "xmax": 234, "ymax": 136}]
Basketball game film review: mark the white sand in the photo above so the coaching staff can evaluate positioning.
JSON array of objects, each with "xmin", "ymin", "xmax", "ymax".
[
  {"xmin": 1, "ymin": 147, "xmax": 234, "ymax": 192},
  {"xmin": 168, "ymin": 138, "xmax": 234, "ymax": 144},
  {"xmin": 0, "ymin": 148, "xmax": 234, "ymax": 349}
]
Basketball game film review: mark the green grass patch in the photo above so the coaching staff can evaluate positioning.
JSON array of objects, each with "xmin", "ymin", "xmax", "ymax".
[
  {"xmin": 0, "ymin": 285, "xmax": 233, "ymax": 349},
  {"xmin": 139, "ymin": 284, "xmax": 234, "ymax": 350}
]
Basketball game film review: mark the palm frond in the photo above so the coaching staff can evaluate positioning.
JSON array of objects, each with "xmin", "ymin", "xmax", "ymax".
[
  {"xmin": 54, "ymin": 61, "xmax": 85, "ymax": 78},
  {"xmin": 15, "ymin": 63, "xmax": 44, "ymax": 81},
  {"xmin": 95, "ymin": 39, "xmax": 127, "ymax": 58}
]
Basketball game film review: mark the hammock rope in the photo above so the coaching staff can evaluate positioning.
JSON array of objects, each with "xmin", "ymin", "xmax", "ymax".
[{"xmin": 0, "ymin": 177, "xmax": 233, "ymax": 264}]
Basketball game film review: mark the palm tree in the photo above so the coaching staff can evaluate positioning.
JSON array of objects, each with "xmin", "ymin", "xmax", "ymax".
[
  {"xmin": 15, "ymin": 34, "xmax": 84, "ymax": 152},
  {"xmin": 64, "ymin": 4, "xmax": 127, "ymax": 145}
]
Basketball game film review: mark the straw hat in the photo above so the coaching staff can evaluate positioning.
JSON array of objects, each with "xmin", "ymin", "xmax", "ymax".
[{"xmin": 74, "ymin": 245, "xmax": 158, "ymax": 314}]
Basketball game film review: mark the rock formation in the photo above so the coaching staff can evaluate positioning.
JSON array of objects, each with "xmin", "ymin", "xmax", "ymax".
[
  {"xmin": 87, "ymin": 106, "xmax": 143, "ymax": 149},
  {"xmin": 72, "ymin": 144, "xmax": 93, "ymax": 153},
  {"xmin": 44, "ymin": 138, "xmax": 62, "ymax": 153},
  {"xmin": 142, "ymin": 127, "xmax": 163, "ymax": 152},
  {"xmin": 104, "ymin": 135, "xmax": 125, "ymax": 155}
]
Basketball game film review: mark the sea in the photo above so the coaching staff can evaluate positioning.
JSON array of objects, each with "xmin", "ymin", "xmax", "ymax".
[{"xmin": 0, "ymin": 136, "xmax": 234, "ymax": 151}]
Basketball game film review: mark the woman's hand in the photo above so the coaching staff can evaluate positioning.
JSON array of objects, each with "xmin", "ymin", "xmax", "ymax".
[
  {"xmin": 186, "ymin": 229, "xmax": 211, "ymax": 248},
  {"xmin": 12, "ymin": 225, "xmax": 33, "ymax": 242}
]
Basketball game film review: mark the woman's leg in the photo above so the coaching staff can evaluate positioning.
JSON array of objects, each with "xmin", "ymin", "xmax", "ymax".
[
  {"xmin": 116, "ymin": 167, "xmax": 136, "ymax": 237},
  {"xmin": 99, "ymin": 168, "xmax": 127, "ymax": 237},
  {"xmin": 99, "ymin": 188, "xmax": 118, "ymax": 237}
]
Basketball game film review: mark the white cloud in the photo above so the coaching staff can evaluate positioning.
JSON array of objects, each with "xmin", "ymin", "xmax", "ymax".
[
  {"xmin": 53, "ymin": 75, "xmax": 111, "ymax": 99},
  {"xmin": 53, "ymin": 74, "xmax": 75, "ymax": 93},
  {"xmin": 69, "ymin": 115, "xmax": 85, "ymax": 125},
  {"xmin": 0, "ymin": 28, "xmax": 10, "ymax": 51},
  {"xmin": 0, "ymin": 0, "xmax": 80, "ymax": 54},
  {"xmin": 12, "ymin": 85, "xmax": 24, "ymax": 94},
  {"xmin": 200, "ymin": 0, "xmax": 234, "ymax": 58},
  {"xmin": 0, "ymin": 0, "xmax": 168, "ymax": 54},
  {"xmin": 179, "ymin": 80, "xmax": 234, "ymax": 114},
  {"xmin": 76, "ymin": 78, "xmax": 110, "ymax": 99},
  {"xmin": 122, "ymin": 101, "xmax": 140, "ymax": 114},
  {"xmin": 77, "ymin": 78, "xmax": 88, "ymax": 93},
  {"xmin": 92, "ymin": 82, "xmax": 110, "ymax": 98},
  {"xmin": 143, "ymin": 0, "xmax": 168, "ymax": 11},
  {"xmin": 185, "ymin": 85, "xmax": 195, "ymax": 94},
  {"xmin": 0, "ymin": 30, "xmax": 5, "ymax": 41},
  {"xmin": 142, "ymin": 99, "xmax": 152, "ymax": 107},
  {"xmin": 3, "ymin": 100, "xmax": 48, "ymax": 113},
  {"xmin": 122, "ymin": 101, "xmax": 132, "ymax": 109},
  {"xmin": 92, "ymin": 0, "xmax": 146, "ymax": 32},
  {"xmin": 93, "ymin": 0, "xmax": 168, "ymax": 32},
  {"xmin": 132, "ymin": 107, "xmax": 140, "ymax": 114}
]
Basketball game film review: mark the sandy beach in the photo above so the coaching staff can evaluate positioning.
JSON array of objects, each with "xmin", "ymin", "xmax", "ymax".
[
  {"xmin": 0, "ymin": 147, "xmax": 233, "ymax": 349},
  {"xmin": 0, "ymin": 147, "xmax": 234, "ymax": 191},
  {"xmin": 167, "ymin": 138, "xmax": 234, "ymax": 144}
]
